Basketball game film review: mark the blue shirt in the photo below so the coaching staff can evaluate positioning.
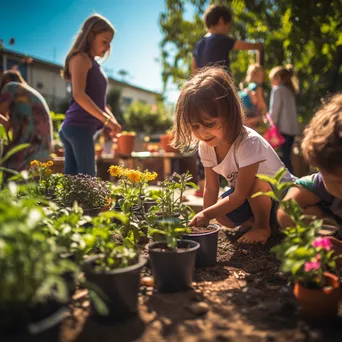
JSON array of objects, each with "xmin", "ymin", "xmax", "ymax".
[{"xmin": 193, "ymin": 34, "xmax": 236, "ymax": 71}]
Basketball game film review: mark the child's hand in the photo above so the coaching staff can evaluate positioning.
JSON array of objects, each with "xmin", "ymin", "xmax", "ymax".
[{"xmin": 189, "ymin": 211, "xmax": 210, "ymax": 227}]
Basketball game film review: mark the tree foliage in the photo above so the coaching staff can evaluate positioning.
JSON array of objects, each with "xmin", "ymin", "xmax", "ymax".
[{"xmin": 160, "ymin": 0, "xmax": 342, "ymax": 122}]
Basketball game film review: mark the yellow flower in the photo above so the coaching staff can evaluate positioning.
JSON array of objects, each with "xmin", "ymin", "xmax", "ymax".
[
  {"xmin": 45, "ymin": 169, "xmax": 52, "ymax": 175},
  {"xmin": 144, "ymin": 171, "xmax": 158, "ymax": 182},
  {"xmin": 30, "ymin": 160, "xmax": 39, "ymax": 167},
  {"xmin": 46, "ymin": 160, "xmax": 53, "ymax": 167},
  {"xmin": 126, "ymin": 170, "xmax": 142, "ymax": 184},
  {"xmin": 108, "ymin": 165, "xmax": 123, "ymax": 177}
]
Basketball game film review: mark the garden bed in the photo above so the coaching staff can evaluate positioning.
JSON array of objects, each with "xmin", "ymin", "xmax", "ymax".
[{"xmin": 61, "ymin": 230, "xmax": 342, "ymax": 342}]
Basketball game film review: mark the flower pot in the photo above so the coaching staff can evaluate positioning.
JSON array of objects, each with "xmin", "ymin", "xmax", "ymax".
[
  {"xmin": 1, "ymin": 301, "xmax": 67, "ymax": 342},
  {"xmin": 182, "ymin": 224, "xmax": 220, "ymax": 268},
  {"xmin": 294, "ymin": 272, "xmax": 341, "ymax": 320},
  {"xmin": 83, "ymin": 255, "xmax": 146, "ymax": 321},
  {"xmin": 160, "ymin": 134, "xmax": 177, "ymax": 153},
  {"xmin": 147, "ymin": 239, "xmax": 200, "ymax": 293},
  {"xmin": 116, "ymin": 133, "xmax": 136, "ymax": 156}
]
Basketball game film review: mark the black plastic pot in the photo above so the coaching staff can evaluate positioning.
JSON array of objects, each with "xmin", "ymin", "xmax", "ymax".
[
  {"xmin": 148, "ymin": 240, "xmax": 200, "ymax": 293},
  {"xmin": 83, "ymin": 255, "xmax": 146, "ymax": 321},
  {"xmin": 182, "ymin": 224, "xmax": 220, "ymax": 268},
  {"xmin": 1, "ymin": 302, "xmax": 67, "ymax": 342}
]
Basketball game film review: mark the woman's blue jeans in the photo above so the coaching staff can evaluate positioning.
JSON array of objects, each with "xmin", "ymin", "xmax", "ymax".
[{"xmin": 59, "ymin": 124, "xmax": 97, "ymax": 176}]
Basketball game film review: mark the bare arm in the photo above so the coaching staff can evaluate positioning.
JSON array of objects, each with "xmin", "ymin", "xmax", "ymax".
[
  {"xmin": 255, "ymin": 87, "xmax": 267, "ymax": 115},
  {"xmin": 203, "ymin": 167, "xmax": 219, "ymax": 209},
  {"xmin": 69, "ymin": 54, "xmax": 121, "ymax": 133},
  {"xmin": 0, "ymin": 101, "xmax": 10, "ymax": 129},
  {"xmin": 191, "ymin": 57, "xmax": 197, "ymax": 75},
  {"xmin": 233, "ymin": 41, "xmax": 263, "ymax": 51},
  {"xmin": 204, "ymin": 162, "xmax": 260, "ymax": 219}
]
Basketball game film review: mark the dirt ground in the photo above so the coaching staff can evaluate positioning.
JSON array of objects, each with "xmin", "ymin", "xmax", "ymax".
[{"xmin": 61, "ymin": 230, "xmax": 342, "ymax": 342}]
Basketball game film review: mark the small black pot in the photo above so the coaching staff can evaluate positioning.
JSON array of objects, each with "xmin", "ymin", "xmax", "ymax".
[
  {"xmin": 1, "ymin": 302, "xmax": 67, "ymax": 342},
  {"xmin": 147, "ymin": 240, "xmax": 200, "ymax": 293},
  {"xmin": 182, "ymin": 224, "xmax": 220, "ymax": 268},
  {"xmin": 83, "ymin": 255, "xmax": 146, "ymax": 321}
]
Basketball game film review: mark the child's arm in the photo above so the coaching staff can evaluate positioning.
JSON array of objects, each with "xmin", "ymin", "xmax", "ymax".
[
  {"xmin": 191, "ymin": 57, "xmax": 198, "ymax": 74},
  {"xmin": 255, "ymin": 87, "xmax": 267, "ymax": 115},
  {"xmin": 233, "ymin": 41, "xmax": 263, "ymax": 52},
  {"xmin": 203, "ymin": 167, "xmax": 219, "ymax": 209},
  {"xmin": 269, "ymin": 87, "xmax": 282, "ymax": 126},
  {"xmin": 277, "ymin": 185, "xmax": 322, "ymax": 229},
  {"xmin": 189, "ymin": 162, "xmax": 260, "ymax": 226}
]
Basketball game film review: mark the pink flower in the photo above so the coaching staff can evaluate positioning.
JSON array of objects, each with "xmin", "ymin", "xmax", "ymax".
[
  {"xmin": 304, "ymin": 260, "xmax": 321, "ymax": 272},
  {"xmin": 312, "ymin": 237, "xmax": 332, "ymax": 251}
]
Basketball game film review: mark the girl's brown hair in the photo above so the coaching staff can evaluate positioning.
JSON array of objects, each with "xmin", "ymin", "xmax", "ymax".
[
  {"xmin": 172, "ymin": 66, "xmax": 245, "ymax": 152},
  {"xmin": 269, "ymin": 64, "xmax": 299, "ymax": 96},
  {"xmin": 62, "ymin": 14, "xmax": 115, "ymax": 81},
  {"xmin": 0, "ymin": 70, "xmax": 27, "ymax": 93},
  {"xmin": 302, "ymin": 93, "xmax": 342, "ymax": 173}
]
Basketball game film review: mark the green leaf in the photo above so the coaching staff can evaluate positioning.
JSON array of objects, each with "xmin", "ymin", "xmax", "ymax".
[{"xmin": 0, "ymin": 143, "xmax": 30, "ymax": 165}]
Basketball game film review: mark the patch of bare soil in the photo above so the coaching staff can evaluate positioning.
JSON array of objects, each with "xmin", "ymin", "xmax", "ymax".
[{"xmin": 61, "ymin": 230, "xmax": 342, "ymax": 342}]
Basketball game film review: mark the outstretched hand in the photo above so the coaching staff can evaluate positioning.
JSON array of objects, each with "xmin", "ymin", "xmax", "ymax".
[{"xmin": 189, "ymin": 211, "xmax": 210, "ymax": 227}]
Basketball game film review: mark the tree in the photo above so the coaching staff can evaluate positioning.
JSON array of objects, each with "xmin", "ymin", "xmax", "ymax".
[
  {"xmin": 107, "ymin": 87, "xmax": 124, "ymax": 125},
  {"xmin": 160, "ymin": 0, "xmax": 342, "ymax": 123}
]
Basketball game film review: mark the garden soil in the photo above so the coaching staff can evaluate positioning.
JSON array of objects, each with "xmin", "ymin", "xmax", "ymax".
[{"xmin": 61, "ymin": 229, "xmax": 342, "ymax": 342}]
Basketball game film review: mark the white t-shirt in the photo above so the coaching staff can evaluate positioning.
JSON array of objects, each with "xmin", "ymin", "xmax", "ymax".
[{"xmin": 199, "ymin": 126, "xmax": 294, "ymax": 188}]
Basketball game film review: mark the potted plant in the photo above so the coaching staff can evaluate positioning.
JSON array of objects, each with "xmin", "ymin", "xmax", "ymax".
[
  {"xmin": 115, "ymin": 131, "xmax": 136, "ymax": 156},
  {"xmin": 147, "ymin": 220, "xmax": 199, "ymax": 293},
  {"xmin": 82, "ymin": 213, "xmax": 146, "ymax": 321},
  {"xmin": 253, "ymin": 168, "xmax": 341, "ymax": 320},
  {"xmin": 108, "ymin": 166, "xmax": 158, "ymax": 244},
  {"xmin": 0, "ymin": 182, "xmax": 76, "ymax": 341},
  {"xmin": 160, "ymin": 130, "xmax": 178, "ymax": 153}
]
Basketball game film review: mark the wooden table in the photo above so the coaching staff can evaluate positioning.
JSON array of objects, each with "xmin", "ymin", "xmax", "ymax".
[{"xmin": 52, "ymin": 151, "xmax": 197, "ymax": 181}]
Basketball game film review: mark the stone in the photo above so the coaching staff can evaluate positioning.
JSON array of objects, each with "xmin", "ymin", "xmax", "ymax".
[
  {"xmin": 141, "ymin": 276, "xmax": 154, "ymax": 287},
  {"xmin": 187, "ymin": 302, "xmax": 209, "ymax": 316}
]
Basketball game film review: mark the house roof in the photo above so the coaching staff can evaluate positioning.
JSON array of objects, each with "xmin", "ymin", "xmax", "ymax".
[{"xmin": 1, "ymin": 48, "xmax": 160, "ymax": 96}]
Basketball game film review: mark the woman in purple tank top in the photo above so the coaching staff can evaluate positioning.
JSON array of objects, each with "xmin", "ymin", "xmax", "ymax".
[{"xmin": 59, "ymin": 14, "xmax": 121, "ymax": 176}]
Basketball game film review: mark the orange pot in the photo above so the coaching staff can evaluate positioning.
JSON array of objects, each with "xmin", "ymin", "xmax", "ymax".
[
  {"xmin": 116, "ymin": 133, "xmax": 136, "ymax": 155},
  {"xmin": 160, "ymin": 134, "xmax": 177, "ymax": 153},
  {"xmin": 294, "ymin": 272, "xmax": 341, "ymax": 319}
]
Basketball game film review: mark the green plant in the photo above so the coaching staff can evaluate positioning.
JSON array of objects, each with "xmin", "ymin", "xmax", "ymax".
[
  {"xmin": 253, "ymin": 168, "xmax": 337, "ymax": 288},
  {"xmin": 151, "ymin": 171, "xmax": 197, "ymax": 226},
  {"xmin": 31, "ymin": 167, "xmax": 113, "ymax": 211},
  {"xmin": 149, "ymin": 219, "xmax": 190, "ymax": 249},
  {"xmin": 0, "ymin": 182, "xmax": 77, "ymax": 330}
]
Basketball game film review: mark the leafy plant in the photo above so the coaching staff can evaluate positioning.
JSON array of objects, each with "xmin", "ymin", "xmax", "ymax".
[
  {"xmin": 151, "ymin": 171, "xmax": 197, "ymax": 226},
  {"xmin": 149, "ymin": 219, "xmax": 190, "ymax": 249},
  {"xmin": 253, "ymin": 168, "xmax": 337, "ymax": 288},
  {"xmin": 31, "ymin": 164, "xmax": 113, "ymax": 211},
  {"xmin": 0, "ymin": 182, "xmax": 77, "ymax": 330}
]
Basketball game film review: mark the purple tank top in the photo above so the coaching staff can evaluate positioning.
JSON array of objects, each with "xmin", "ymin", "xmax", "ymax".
[{"xmin": 64, "ymin": 56, "xmax": 107, "ymax": 131}]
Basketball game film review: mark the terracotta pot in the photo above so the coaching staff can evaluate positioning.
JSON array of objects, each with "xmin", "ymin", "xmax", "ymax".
[
  {"xmin": 160, "ymin": 134, "xmax": 177, "ymax": 153},
  {"xmin": 294, "ymin": 272, "xmax": 341, "ymax": 319},
  {"xmin": 116, "ymin": 133, "xmax": 136, "ymax": 155}
]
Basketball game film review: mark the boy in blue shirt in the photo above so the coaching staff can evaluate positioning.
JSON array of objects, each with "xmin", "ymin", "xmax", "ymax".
[{"xmin": 192, "ymin": 4, "xmax": 263, "ymax": 74}]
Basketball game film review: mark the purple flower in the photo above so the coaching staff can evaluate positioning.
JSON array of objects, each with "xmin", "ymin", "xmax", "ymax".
[
  {"xmin": 312, "ymin": 237, "xmax": 332, "ymax": 251},
  {"xmin": 304, "ymin": 260, "xmax": 321, "ymax": 272}
]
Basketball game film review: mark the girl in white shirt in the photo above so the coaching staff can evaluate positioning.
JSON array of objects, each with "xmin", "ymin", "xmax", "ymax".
[{"xmin": 172, "ymin": 66, "xmax": 294, "ymax": 244}]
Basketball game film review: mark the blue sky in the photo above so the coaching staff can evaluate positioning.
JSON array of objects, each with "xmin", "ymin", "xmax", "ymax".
[{"xmin": 0, "ymin": 0, "xmax": 182, "ymax": 103}]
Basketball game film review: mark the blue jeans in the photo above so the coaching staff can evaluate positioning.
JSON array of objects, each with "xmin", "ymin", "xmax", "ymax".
[
  {"xmin": 59, "ymin": 124, "xmax": 96, "ymax": 176},
  {"xmin": 280, "ymin": 133, "xmax": 295, "ymax": 174}
]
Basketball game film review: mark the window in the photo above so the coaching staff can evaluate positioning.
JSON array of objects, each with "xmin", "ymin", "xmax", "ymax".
[{"xmin": 122, "ymin": 96, "xmax": 132, "ymax": 106}]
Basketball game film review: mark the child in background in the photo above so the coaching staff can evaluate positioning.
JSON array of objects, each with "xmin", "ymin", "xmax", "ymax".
[
  {"xmin": 172, "ymin": 66, "xmax": 294, "ymax": 244},
  {"xmin": 269, "ymin": 65, "xmax": 299, "ymax": 174},
  {"xmin": 277, "ymin": 94, "xmax": 342, "ymax": 237},
  {"xmin": 239, "ymin": 64, "xmax": 267, "ymax": 131},
  {"xmin": 192, "ymin": 4, "xmax": 263, "ymax": 73},
  {"xmin": 60, "ymin": 14, "xmax": 121, "ymax": 176}
]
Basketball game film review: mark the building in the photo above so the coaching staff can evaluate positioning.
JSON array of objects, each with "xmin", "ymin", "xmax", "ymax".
[{"xmin": 0, "ymin": 48, "xmax": 159, "ymax": 112}]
